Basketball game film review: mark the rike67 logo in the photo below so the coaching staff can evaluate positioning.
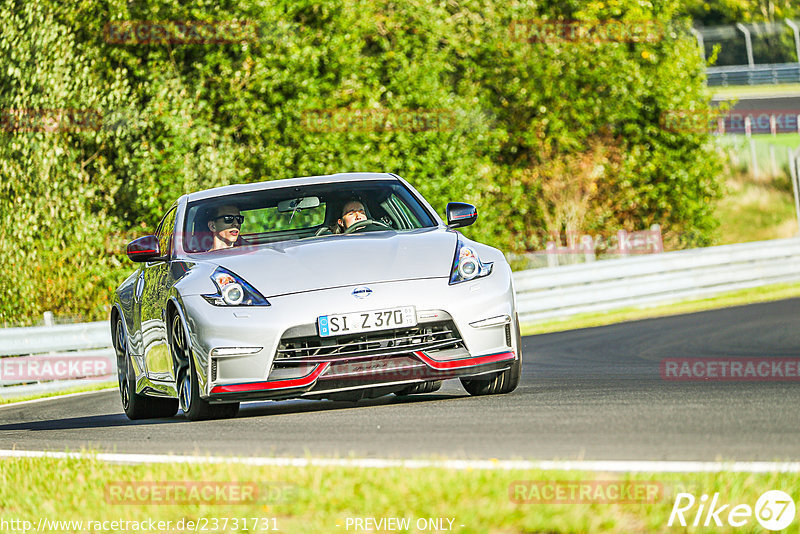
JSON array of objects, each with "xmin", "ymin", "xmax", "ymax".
[{"xmin": 668, "ymin": 490, "xmax": 795, "ymax": 531}]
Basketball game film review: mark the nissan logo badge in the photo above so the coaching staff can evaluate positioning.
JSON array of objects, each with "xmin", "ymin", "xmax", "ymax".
[{"xmin": 352, "ymin": 286, "xmax": 372, "ymax": 299}]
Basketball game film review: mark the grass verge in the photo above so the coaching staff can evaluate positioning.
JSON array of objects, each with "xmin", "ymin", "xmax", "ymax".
[
  {"xmin": 521, "ymin": 280, "xmax": 800, "ymax": 336},
  {"xmin": 0, "ymin": 381, "xmax": 116, "ymax": 406},
  {"xmin": 0, "ymin": 455, "xmax": 797, "ymax": 533},
  {"xmin": 715, "ymin": 177, "xmax": 797, "ymax": 244},
  {"xmin": 712, "ymin": 83, "xmax": 800, "ymax": 99}
]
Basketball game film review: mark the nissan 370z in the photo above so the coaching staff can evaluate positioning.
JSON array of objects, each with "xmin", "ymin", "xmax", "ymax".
[{"xmin": 111, "ymin": 172, "xmax": 522, "ymax": 420}]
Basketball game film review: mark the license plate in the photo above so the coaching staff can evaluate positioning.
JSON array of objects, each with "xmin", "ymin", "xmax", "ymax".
[{"xmin": 318, "ymin": 306, "xmax": 417, "ymax": 337}]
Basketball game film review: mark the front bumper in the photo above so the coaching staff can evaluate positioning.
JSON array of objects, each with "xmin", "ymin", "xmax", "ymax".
[
  {"xmin": 181, "ymin": 272, "xmax": 518, "ymax": 402},
  {"xmin": 208, "ymin": 350, "xmax": 516, "ymax": 401}
]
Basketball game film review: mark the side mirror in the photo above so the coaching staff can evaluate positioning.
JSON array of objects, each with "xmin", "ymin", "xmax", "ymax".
[
  {"xmin": 126, "ymin": 235, "xmax": 161, "ymax": 262},
  {"xmin": 446, "ymin": 202, "xmax": 478, "ymax": 228}
]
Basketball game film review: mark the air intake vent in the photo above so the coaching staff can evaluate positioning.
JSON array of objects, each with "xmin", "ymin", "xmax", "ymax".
[{"xmin": 276, "ymin": 320, "xmax": 464, "ymax": 364}]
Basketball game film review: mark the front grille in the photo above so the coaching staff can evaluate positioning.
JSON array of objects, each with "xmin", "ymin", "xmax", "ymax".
[
  {"xmin": 211, "ymin": 358, "xmax": 218, "ymax": 381},
  {"xmin": 505, "ymin": 323, "xmax": 512, "ymax": 347},
  {"xmin": 276, "ymin": 320, "xmax": 463, "ymax": 364}
]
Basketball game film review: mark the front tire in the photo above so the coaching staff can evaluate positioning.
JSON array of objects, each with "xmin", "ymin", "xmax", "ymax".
[
  {"xmin": 461, "ymin": 315, "xmax": 522, "ymax": 396},
  {"xmin": 115, "ymin": 317, "xmax": 178, "ymax": 420},
  {"xmin": 172, "ymin": 313, "xmax": 239, "ymax": 421},
  {"xmin": 460, "ymin": 357, "xmax": 520, "ymax": 395}
]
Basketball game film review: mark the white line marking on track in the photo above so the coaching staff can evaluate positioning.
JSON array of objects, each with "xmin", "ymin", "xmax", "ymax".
[{"xmin": 1, "ymin": 449, "xmax": 799, "ymax": 472}]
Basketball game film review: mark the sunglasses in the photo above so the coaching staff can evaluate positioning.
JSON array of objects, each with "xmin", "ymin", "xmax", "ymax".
[
  {"xmin": 215, "ymin": 214, "xmax": 244, "ymax": 225},
  {"xmin": 343, "ymin": 208, "xmax": 366, "ymax": 217}
]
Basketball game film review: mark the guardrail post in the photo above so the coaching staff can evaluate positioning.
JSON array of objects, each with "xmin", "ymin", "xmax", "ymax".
[
  {"xmin": 736, "ymin": 23, "xmax": 755, "ymax": 70},
  {"xmin": 770, "ymin": 145, "xmax": 778, "ymax": 177},
  {"xmin": 616, "ymin": 230, "xmax": 629, "ymax": 257},
  {"xmin": 750, "ymin": 139, "xmax": 759, "ymax": 178},
  {"xmin": 545, "ymin": 242, "xmax": 558, "ymax": 267},
  {"xmin": 790, "ymin": 149, "xmax": 800, "ymax": 235},
  {"xmin": 689, "ymin": 28, "xmax": 705, "ymax": 62},
  {"xmin": 786, "ymin": 19, "xmax": 800, "ymax": 65},
  {"xmin": 745, "ymin": 117, "xmax": 759, "ymax": 178},
  {"xmin": 649, "ymin": 224, "xmax": 664, "ymax": 253},
  {"xmin": 581, "ymin": 235, "xmax": 595, "ymax": 263}
]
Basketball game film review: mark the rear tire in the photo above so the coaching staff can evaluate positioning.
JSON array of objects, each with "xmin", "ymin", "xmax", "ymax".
[
  {"xmin": 173, "ymin": 313, "xmax": 239, "ymax": 421},
  {"xmin": 115, "ymin": 317, "xmax": 178, "ymax": 420},
  {"xmin": 394, "ymin": 380, "xmax": 443, "ymax": 396}
]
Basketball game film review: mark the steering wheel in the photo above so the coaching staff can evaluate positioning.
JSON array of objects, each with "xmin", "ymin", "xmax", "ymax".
[
  {"xmin": 315, "ymin": 226, "xmax": 333, "ymax": 236},
  {"xmin": 344, "ymin": 219, "xmax": 392, "ymax": 234}
]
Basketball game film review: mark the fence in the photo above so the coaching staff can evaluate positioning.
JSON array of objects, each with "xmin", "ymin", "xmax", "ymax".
[
  {"xmin": 3, "ymin": 237, "xmax": 800, "ymax": 397},
  {"xmin": 0, "ymin": 322, "xmax": 115, "ymax": 398},
  {"xmin": 707, "ymin": 63, "xmax": 800, "ymax": 86},
  {"xmin": 694, "ymin": 20, "xmax": 800, "ymax": 86},
  {"xmin": 514, "ymin": 237, "xmax": 800, "ymax": 322},
  {"xmin": 788, "ymin": 146, "xmax": 800, "ymax": 225},
  {"xmin": 715, "ymin": 135, "xmax": 797, "ymax": 180}
]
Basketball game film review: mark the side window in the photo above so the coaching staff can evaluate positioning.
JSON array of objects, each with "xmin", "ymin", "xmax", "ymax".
[
  {"xmin": 389, "ymin": 194, "xmax": 420, "ymax": 228},
  {"xmin": 155, "ymin": 207, "xmax": 177, "ymax": 258}
]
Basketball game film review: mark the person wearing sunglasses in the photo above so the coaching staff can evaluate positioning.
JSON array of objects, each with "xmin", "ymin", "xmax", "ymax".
[{"xmin": 207, "ymin": 205, "xmax": 246, "ymax": 250}]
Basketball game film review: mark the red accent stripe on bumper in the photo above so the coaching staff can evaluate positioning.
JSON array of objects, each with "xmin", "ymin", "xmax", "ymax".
[
  {"xmin": 413, "ymin": 350, "xmax": 515, "ymax": 370},
  {"xmin": 210, "ymin": 363, "xmax": 330, "ymax": 394}
]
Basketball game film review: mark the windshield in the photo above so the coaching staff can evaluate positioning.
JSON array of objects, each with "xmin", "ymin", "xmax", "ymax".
[{"xmin": 183, "ymin": 180, "xmax": 437, "ymax": 253}]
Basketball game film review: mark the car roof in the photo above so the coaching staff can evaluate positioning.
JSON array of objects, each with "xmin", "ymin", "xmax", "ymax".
[{"xmin": 185, "ymin": 172, "xmax": 399, "ymax": 202}]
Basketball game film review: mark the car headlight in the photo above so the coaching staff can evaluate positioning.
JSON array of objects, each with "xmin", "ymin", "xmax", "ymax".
[
  {"xmin": 203, "ymin": 267, "xmax": 270, "ymax": 306},
  {"xmin": 449, "ymin": 239, "xmax": 493, "ymax": 284}
]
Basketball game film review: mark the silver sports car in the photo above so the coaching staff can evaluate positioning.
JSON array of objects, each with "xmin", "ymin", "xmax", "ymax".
[{"xmin": 112, "ymin": 172, "xmax": 522, "ymax": 420}]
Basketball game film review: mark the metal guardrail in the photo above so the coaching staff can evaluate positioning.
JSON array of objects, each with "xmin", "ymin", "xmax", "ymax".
[
  {"xmin": 0, "ymin": 322, "xmax": 110, "ymax": 357},
  {"xmin": 693, "ymin": 19, "xmax": 800, "ymax": 86},
  {"xmin": 514, "ymin": 237, "xmax": 800, "ymax": 323},
  {"xmin": 1, "ymin": 237, "xmax": 799, "ymax": 397},
  {"xmin": 706, "ymin": 63, "xmax": 800, "ymax": 86},
  {"xmin": 0, "ymin": 322, "xmax": 115, "ymax": 398}
]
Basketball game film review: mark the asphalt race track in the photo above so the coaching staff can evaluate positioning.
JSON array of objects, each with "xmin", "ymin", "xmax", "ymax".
[{"xmin": 1, "ymin": 298, "xmax": 799, "ymax": 461}]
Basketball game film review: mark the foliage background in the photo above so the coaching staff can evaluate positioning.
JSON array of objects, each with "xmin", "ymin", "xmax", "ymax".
[{"xmin": 0, "ymin": 0, "xmax": 765, "ymax": 325}]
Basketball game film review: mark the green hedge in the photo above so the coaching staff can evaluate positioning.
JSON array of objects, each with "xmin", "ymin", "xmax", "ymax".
[{"xmin": 0, "ymin": 0, "xmax": 722, "ymax": 325}]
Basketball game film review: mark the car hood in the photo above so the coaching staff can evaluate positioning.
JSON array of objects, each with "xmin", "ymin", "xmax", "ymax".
[{"xmin": 203, "ymin": 228, "xmax": 457, "ymax": 297}]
